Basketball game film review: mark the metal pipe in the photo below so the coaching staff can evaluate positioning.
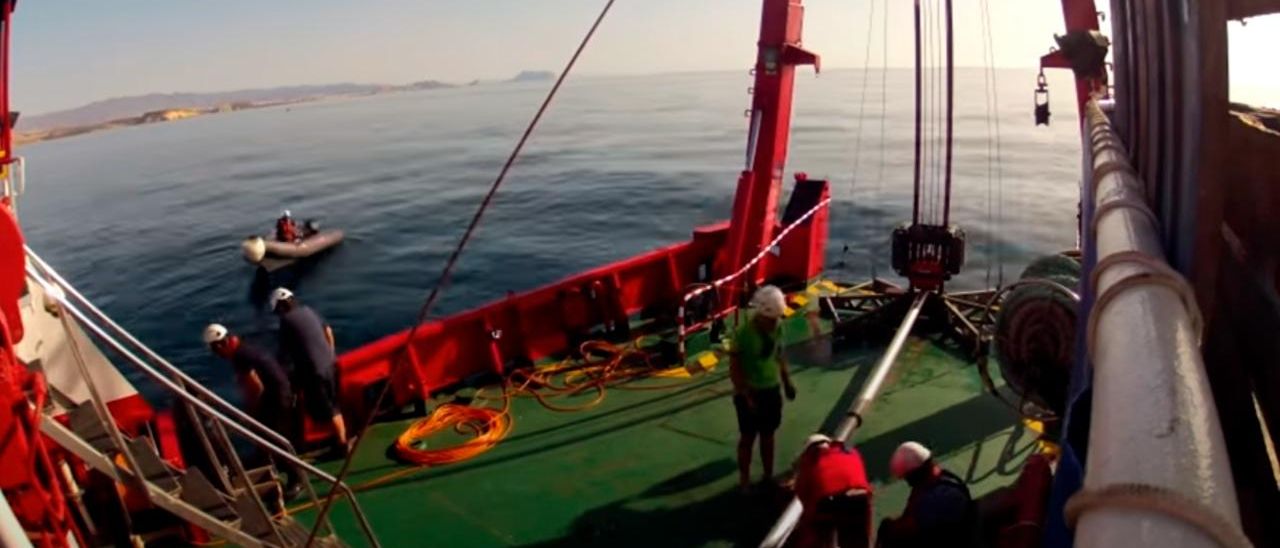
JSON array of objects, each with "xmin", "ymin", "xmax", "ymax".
[
  {"xmin": 745, "ymin": 109, "xmax": 763, "ymax": 169},
  {"xmin": 1075, "ymin": 101, "xmax": 1240, "ymax": 547},
  {"xmin": 24, "ymin": 267, "xmax": 380, "ymax": 547},
  {"xmin": 834, "ymin": 291, "xmax": 928, "ymax": 441},
  {"xmin": 760, "ymin": 291, "xmax": 929, "ymax": 548},
  {"xmin": 0, "ymin": 488, "xmax": 35, "ymax": 548},
  {"xmin": 55, "ymin": 291, "xmax": 150, "ymax": 495}
]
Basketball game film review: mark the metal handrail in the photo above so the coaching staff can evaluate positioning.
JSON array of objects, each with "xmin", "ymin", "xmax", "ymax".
[
  {"xmin": 1, "ymin": 156, "xmax": 23, "ymax": 198},
  {"xmin": 24, "ymin": 264, "xmax": 380, "ymax": 547},
  {"xmin": 25, "ymin": 246, "xmax": 334, "ymax": 532},
  {"xmin": 24, "ymin": 246, "xmax": 295, "ymax": 454}
]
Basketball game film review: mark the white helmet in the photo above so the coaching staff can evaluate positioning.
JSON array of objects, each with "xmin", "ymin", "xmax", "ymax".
[
  {"xmin": 282, "ymin": 209, "xmax": 292, "ymax": 218},
  {"xmin": 889, "ymin": 441, "xmax": 932, "ymax": 479},
  {"xmin": 203, "ymin": 323, "xmax": 229, "ymax": 344},
  {"xmin": 269, "ymin": 287, "xmax": 294, "ymax": 311},
  {"xmin": 750, "ymin": 285, "xmax": 788, "ymax": 319}
]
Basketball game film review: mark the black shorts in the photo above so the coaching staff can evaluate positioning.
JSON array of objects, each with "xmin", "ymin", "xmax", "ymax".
[
  {"xmin": 733, "ymin": 387, "xmax": 783, "ymax": 435},
  {"xmin": 302, "ymin": 371, "xmax": 339, "ymax": 421}
]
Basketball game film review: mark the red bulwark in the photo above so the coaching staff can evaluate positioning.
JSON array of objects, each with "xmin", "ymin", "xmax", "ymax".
[{"xmin": 329, "ymin": 0, "xmax": 830, "ymax": 436}]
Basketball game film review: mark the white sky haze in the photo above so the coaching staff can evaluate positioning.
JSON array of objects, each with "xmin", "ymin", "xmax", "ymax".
[{"xmin": 10, "ymin": 1, "xmax": 1277, "ymax": 114}]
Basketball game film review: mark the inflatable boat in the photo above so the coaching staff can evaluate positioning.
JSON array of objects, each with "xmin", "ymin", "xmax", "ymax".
[{"xmin": 241, "ymin": 223, "xmax": 344, "ymax": 271}]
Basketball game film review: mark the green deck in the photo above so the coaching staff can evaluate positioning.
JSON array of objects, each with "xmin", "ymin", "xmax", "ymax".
[{"xmin": 295, "ymin": 314, "xmax": 1034, "ymax": 547}]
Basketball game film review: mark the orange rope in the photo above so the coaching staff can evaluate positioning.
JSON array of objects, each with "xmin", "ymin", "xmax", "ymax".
[
  {"xmin": 391, "ymin": 339, "xmax": 709, "ymax": 466},
  {"xmin": 393, "ymin": 402, "xmax": 512, "ymax": 466}
]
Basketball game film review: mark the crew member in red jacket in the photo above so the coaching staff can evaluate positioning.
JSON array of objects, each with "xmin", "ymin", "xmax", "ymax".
[
  {"xmin": 793, "ymin": 434, "xmax": 873, "ymax": 548},
  {"xmin": 275, "ymin": 210, "xmax": 299, "ymax": 242}
]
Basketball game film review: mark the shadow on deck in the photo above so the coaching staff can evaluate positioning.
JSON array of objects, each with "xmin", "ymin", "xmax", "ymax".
[{"xmin": 514, "ymin": 391, "xmax": 1028, "ymax": 548}]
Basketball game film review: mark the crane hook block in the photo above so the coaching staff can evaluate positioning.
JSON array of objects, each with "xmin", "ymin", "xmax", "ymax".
[
  {"xmin": 891, "ymin": 223, "xmax": 966, "ymax": 289},
  {"xmin": 1034, "ymin": 72, "xmax": 1051, "ymax": 126}
]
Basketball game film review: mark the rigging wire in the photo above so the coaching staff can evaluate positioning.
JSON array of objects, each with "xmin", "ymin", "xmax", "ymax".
[
  {"xmin": 873, "ymin": 0, "xmax": 890, "ymax": 279},
  {"xmin": 979, "ymin": 0, "xmax": 1007, "ymax": 286},
  {"xmin": 303, "ymin": 0, "xmax": 619, "ymax": 542},
  {"xmin": 979, "ymin": 0, "xmax": 995, "ymax": 287},
  {"xmin": 936, "ymin": 0, "xmax": 947, "ymax": 226},
  {"xmin": 849, "ymin": 0, "xmax": 879, "ymax": 279},
  {"xmin": 920, "ymin": 0, "xmax": 933, "ymax": 226}
]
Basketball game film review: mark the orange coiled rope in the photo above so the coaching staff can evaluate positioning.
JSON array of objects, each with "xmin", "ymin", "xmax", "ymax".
[
  {"xmin": 394, "ymin": 399, "xmax": 512, "ymax": 465},
  {"xmin": 392, "ymin": 339, "xmax": 703, "ymax": 466}
]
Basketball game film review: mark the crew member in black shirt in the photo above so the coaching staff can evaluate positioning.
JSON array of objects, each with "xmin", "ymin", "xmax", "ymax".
[
  {"xmin": 203, "ymin": 323, "xmax": 294, "ymax": 438},
  {"xmin": 204, "ymin": 323, "xmax": 302, "ymax": 498},
  {"xmin": 269, "ymin": 287, "xmax": 347, "ymax": 453}
]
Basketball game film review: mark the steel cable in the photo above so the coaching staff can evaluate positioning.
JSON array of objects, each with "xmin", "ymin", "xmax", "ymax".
[{"xmin": 304, "ymin": 1, "xmax": 619, "ymax": 543}]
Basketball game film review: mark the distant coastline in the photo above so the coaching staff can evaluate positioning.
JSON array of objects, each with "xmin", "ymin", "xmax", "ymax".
[
  {"xmin": 14, "ymin": 100, "xmax": 301, "ymax": 145},
  {"xmin": 16, "ymin": 71, "xmax": 553, "ymax": 146}
]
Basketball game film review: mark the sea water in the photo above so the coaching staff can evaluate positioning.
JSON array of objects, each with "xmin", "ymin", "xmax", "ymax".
[{"xmin": 16, "ymin": 68, "xmax": 1082, "ymax": 402}]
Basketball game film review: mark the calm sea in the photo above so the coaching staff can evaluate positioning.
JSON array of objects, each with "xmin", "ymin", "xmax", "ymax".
[{"xmin": 16, "ymin": 69, "xmax": 1082, "ymax": 402}]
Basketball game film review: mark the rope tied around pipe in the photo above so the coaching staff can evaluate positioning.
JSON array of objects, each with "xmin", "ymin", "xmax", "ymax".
[
  {"xmin": 1085, "ymin": 250, "xmax": 1204, "ymax": 366},
  {"xmin": 1065, "ymin": 483, "xmax": 1253, "ymax": 548}
]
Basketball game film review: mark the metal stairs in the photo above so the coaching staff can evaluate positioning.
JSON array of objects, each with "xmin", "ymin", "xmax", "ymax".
[
  {"xmin": 23, "ymin": 247, "xmax": 377, "ymax": 547},
  {"xmin": 42, "ymin": 402, "xmax": 344, "ymax": 548}
]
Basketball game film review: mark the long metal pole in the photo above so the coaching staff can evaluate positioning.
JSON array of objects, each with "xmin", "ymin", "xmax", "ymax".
[
  {"xmin": 760, "ymin": 292, "xmax": 929, "ymax": 548},
  {"xmin": 941, "ymin": 0, "xmax": 954, "ymax": 226},
  {"xmin": 1075, "ymin": 101, "xmax": 1242, "ymax": 548},
  {"xmin": 0, "ymin": 488, "xmax": 34, "ymax": 548},
  {"xmin": 911, "ymin": 0, "xmax": 923, "ymax": 225}
]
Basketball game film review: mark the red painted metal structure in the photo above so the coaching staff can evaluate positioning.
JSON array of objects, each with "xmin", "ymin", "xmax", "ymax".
[
  {"xmin": 331, "ymin": 0, "xmax": 829, "ymax": 432},
  {"xmin": 0, "ymin": 1, "xmax": 84, "ymax": 545},
  {"xmin": 1040, "ymin": 0, "xmax": 1104, "ymax": 120}
]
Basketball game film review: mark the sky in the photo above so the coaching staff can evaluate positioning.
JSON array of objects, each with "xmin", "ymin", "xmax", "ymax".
[{"xmin": 10, "ymin": 0, "xmax": 1279, "ymax": 115}]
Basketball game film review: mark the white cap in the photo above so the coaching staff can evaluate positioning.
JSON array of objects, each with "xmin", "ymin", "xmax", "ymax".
[
  {"xmin": 803, "ymin": 433, "xmax": 834, "ymax": 449},
  {"xmin": 269, "ymin": 287, "xmax": 294, "ymax": 311},
  {"xmin": 750, "ymin": 285, "xmax": 787, "ymax": 319},
  {"xmin": 282, "ymin": 209, "xmax": 292, "ymax": 217},
  {"xmin": 203, "ymin": 323, "xmax": 229, "ymax": 344},
  {"xmin": 889, "ymin": 441, "xmax": 932, "ymax": 478}
]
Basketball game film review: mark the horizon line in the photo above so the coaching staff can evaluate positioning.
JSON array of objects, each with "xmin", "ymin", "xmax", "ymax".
[{"xmin": 28, "ymin": 65, "xmax": 1045, "ymax": 117}]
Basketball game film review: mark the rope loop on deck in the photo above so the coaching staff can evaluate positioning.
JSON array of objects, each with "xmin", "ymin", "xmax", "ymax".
[
  {"xmin": 1085, "ymin": 251, "xmax": 1203, "ymax": 364},
  {"xmin": 1065, "ymin": 483, "xmax": 1253, "ymax": 548}
]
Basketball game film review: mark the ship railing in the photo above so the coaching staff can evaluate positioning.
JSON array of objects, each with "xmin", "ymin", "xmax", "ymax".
[
  {"xmin": 675, "ymin": 196, "xmax": 832, "ymax": 364},
  {"xmin": 24, "ymin": 248, "xmax": 381, "ymax": 547},
  {"xmin": 1, "ymin": 155, "xmax": 24, "ymax": 199}
]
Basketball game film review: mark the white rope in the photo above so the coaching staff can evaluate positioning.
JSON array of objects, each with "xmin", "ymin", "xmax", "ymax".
[
  {"xmin": 677, "ymin": 197, "xmax": 832, "ymax": 360},
  {"xmin": 1066, "ymin": 483, "xmax": 1253, "ymax": 548}
]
